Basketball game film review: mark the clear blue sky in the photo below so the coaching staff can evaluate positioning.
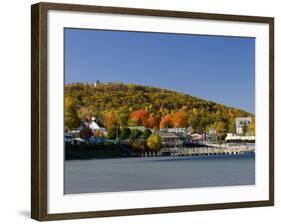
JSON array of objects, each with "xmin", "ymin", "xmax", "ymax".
[{"xmin": 65, "ymin": 28, "xmax": 255, "ymax": 113}]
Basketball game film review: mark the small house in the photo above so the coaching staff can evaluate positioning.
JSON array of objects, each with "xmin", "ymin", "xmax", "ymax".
[{"xmin": 79, "ymin": 117, "xmax": 107, "ymax": 137}]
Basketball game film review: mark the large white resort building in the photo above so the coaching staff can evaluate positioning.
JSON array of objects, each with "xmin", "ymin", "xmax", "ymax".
[{"xmin": 235, "ymin": 117, "xmax": 252, "ymax": 135}]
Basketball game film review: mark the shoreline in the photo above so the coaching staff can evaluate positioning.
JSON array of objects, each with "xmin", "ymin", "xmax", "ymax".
[{"xmin": 65, "ymin": 148, "xmax": 255, "ymax": 160}]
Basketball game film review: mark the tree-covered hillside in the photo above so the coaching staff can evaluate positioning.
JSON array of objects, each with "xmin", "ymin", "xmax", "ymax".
[{"xmin": 65, "ymin": 82, "xmax": 254, "ymax": 135}]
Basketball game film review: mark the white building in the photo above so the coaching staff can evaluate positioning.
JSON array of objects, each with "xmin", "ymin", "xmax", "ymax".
[
  {"xmin": 89, "ymin": 117, "xmax": 106, "ymax": 132},
  {"xmin": 154, "ymin": 130, "xmax": 184, "ymax": 148},
  {"xmin": 161, "ymin": 127, "xmax": 192, "ymax": 135},
  {"xmin": 225, "ymin": 133, "xmax": 255, "ymax": 143},
  {"xmin": 235, "ymin": 117, "xmax": 252, "ymax": 135},
  {"xmin": 79, "ymin": 117, "xmax": 107, "ymax": 135},
  {"xmin": 209, "ymin": 127, "xmax": 216, "ymax": 135}
]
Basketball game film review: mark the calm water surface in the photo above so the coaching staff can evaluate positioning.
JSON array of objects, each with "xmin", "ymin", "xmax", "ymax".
[{"xmin": 64, "ymin": 154, "xmax": 255, "ymax": 194}]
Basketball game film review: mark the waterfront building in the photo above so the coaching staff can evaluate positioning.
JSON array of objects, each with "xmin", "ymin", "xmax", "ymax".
[
  {"xmin": 163, "ymin": 127, "xmax": 192, "ymax": 135},
  {"xmin": 154, "ymin": 130, "xmax": 184, "ymax": 148},
  {"xmin": 225, "ymin": 133, "xmax": 255, "ymax": 143},
  {"xmin": 190, "ymin": 133, "xmax": 203, "ymax": 143},
  {"xmin": 78, "ymin": 117, "xmax": 107, "ymax": 137},
  {"xmin": 209, "ymin": 127, "xmax": 216, "ymax": 135},
  {"xmin": 88, "ymin": 117, "xmax": 106, "ymax": 133},
  {"xmin": 235, "ymin": 117, "xmax": 252, "ymax": 135}
]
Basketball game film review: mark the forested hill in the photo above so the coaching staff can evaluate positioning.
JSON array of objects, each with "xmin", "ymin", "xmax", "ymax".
[{"xmin": 64, "ymin": 82, "xmax": 253, "ymax": 133}]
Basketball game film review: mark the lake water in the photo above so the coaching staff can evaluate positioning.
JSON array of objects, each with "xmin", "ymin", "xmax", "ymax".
[{"xmin": 64, "ymin": 154, "xmax": 255, "ymax": 194}]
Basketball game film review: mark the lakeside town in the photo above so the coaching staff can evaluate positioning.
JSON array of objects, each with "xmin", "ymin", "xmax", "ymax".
[
  {"xmin": 64, "ymin": 30, "xmax": 256, "ymax": 193},
  {"xmin": 65, "ymin": 108, "xmax": 255, "ymax": 159},
  {"xmin": 64, "ymin": 81, "xmax": 255, "ymax": 159}
]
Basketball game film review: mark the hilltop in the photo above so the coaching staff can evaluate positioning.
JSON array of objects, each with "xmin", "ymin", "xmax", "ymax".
[{"xmin": 64, "ymin": 82, "xmax": 253, "ymax": 133}]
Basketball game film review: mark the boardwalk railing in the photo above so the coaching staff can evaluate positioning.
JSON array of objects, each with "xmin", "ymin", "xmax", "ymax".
[{"xmin": 141, "ymin": 146, "xmax": 255, "ymax": 157}]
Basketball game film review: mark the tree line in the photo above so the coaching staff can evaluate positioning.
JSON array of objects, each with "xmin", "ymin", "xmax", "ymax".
[{"xmin": 65, "ymin": 82, "xmax": 255, "ymax": 136}]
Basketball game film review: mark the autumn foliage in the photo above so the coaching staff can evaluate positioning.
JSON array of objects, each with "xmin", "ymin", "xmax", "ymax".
[
  {"xmin": 106, "ymin": 111, "xmax": 119, "ymax": 130},
  {"xmin": 144, "ymin": 115, "xmax": 160, "ymax": 129},
  {"xmin": 171, "ymin": 111, "xmax": 189, "ymax": 128},
  {"xmin": 129, "ymin": 109, "xmax": 150, "ymax": 126},
  {"xmin": 65, "ymin": 82, "xmax": 254, "ymax": 133},
  {"xmin": 65, "ymin": 96, "xmax": 80, "ymax": 130},
  {"xmin": 160, "ymin": 115, "xmax": 173, "ymax": 128}
]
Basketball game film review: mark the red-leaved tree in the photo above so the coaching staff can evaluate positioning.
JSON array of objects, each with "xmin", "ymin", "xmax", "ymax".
[
  {"xmin": 159, "ymin": 114, "xmax": 173, "ymax": 128},
  {"xmin": 171, "ymin": 111, "xmax": 189, "ymax": 128},
  {"xmin": 130, "ymin": 109, "xmax": 150, "ymax": 126}
]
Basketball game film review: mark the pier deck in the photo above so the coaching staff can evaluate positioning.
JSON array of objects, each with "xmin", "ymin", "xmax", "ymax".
[{"xmin": 142, "ymin": 146, "xmax": 255, "ymax": 157}]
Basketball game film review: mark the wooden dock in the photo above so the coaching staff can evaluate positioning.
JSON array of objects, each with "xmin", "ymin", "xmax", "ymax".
[{"xmin": 141, "ymin": 146, "xmax": 255, "ymax": 157}]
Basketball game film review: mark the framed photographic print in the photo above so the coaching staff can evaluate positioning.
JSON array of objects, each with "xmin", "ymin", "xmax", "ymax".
[{"xmin": 31, "ymin": 2, "xmax": 274, "ymax": 221}]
